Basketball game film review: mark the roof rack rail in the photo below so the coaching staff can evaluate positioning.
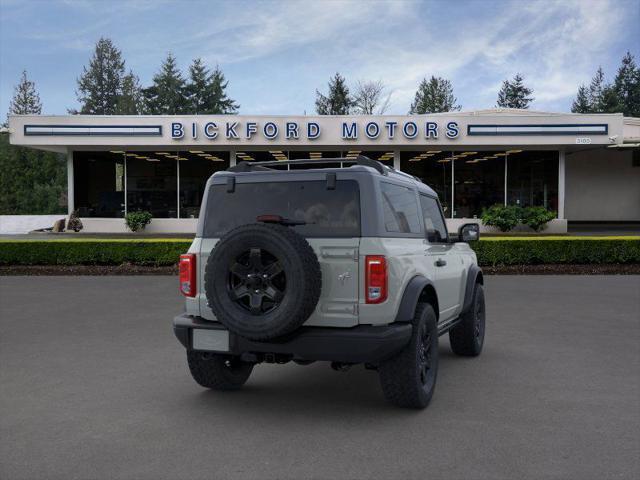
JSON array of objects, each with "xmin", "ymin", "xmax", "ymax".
[{"xmin": 227, "ymin": 155, "xmax": 388, "ymax": 175}]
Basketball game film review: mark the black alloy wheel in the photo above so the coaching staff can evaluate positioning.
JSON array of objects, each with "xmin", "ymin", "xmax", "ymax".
[
  {"xmin": 418, "ymin": 327, "xmax": 434, "ymax": 387},
  {"xmin": 228, "ymin": 247, "xmax": 286, "ymax": 315}
]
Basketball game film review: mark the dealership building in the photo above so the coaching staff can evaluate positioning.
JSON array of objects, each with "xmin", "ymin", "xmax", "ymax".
[{"xmin": 8, "ymin": 109, "xmax": 640, "ymax": 233}]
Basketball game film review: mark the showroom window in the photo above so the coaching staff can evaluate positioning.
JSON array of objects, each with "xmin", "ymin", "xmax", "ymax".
[
  {"xmin": 507, "ymin": 150, "xmax": 558, "ymax": 212},
  {"xmin": 73, "ymin": 150, "xmax": 229, "ymax": 218},
  {"xmin": 400, "ymin": 149, "xmax": 559, "ymax": 219},
  {"xmin": 73, "ymin": 151, "xmax": 125, "ymax": 218}
]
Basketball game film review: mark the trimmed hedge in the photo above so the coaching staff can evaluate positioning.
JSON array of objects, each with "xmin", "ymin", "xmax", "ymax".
[
  {"xmin": 0, "ymin": 237, "xmax": 639, "ymax": 267},
  {"xmin": 0, "ymin": 240, "xmax": 192, "ymax": 266},
  {"xmin": 473, "ymin": 237, "xmax": 640, "ymax": 266}
]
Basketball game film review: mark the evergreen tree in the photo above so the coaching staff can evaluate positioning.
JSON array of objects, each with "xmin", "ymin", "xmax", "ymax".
[
  {"xmin": 1, "ymin": 71, "xmax": 66, "ymax": 214},
  {"xmin": 75, "ymin": 37, "xmax": 126, "ymax": 114},
  {"xmin": 571, "ymin": 85, "xmax": 591, "ymax": 113},
  {"xmin": 185, "ymin": 59, "xmax": 239, "ymax": 114},
  {"xmin": 496, "ymin": 73, "xmax": 534, "ymax": 109},
  {"xmin": 116, "ymin": 71, "xmax": 144, "ymax": 114},
  {"xmin": 9, "ymin": 70, "xmax": 42, "ymax": 116},
  {"xmin": 143, "ymin": 53, "xmax": 188, "ymax": 114},
  {"xmin": 315, "ymin": 73, "xmax": 353, "ymax": 115},
  {"xmin": 0, "ymin": 136, "xmax": 67, "ymax": 215},
  {"xmin": 186, "ymin": 58, "xmax": 209, "ymax": 114},
  {"xmin": 587, "ymin": 66, "xmax": 607, "ymax": 112},
  {"xmin": 207, "ymin": 65, "xmax": 239, "ymax": 114},
  {"xmin": 613, "ymin": 51, "xmax": 640, "ymax": 117},
  {"xmin": 409, "ymin": 76, "xmax": 460, "ymax": 114}
]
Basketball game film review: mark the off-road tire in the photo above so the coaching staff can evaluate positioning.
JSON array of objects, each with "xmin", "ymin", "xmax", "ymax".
[
  {"xmin": 449, "ymin": 283, "xmax": 485, "ymax": 356},
  {"xmin": 205, "ymin": 223, "xmax": 322, "ymax": 341},
  {"xmin": 187, "ymin": 351, "xmax": 253, "ymax": 390},
  {"xmin": 379, "ymin": 303, "xmax": 439, "ymax": 409}
]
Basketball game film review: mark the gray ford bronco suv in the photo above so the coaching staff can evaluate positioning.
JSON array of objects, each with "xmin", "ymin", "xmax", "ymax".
[{"xmin": 173, "ymin": 156, "xmax": 485, "ymax": 408}]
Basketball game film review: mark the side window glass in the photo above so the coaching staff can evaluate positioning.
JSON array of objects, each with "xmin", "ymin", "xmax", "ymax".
[
  {"xmin": 380, "ymin": 182, "xmax": 421, "ymax": 234},
  {"xmin": 420, "ymin": 195, "xmax": 448, "ymax": 243}
]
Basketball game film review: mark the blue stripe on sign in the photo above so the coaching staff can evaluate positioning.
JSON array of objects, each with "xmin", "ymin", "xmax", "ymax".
[
  {"xmin": 467, "ymin": 124, "xmax": 608, "ymax": 136},
  {"xmin": 24, "ymin": 125, "xmax": 163, "ymax": 137}
]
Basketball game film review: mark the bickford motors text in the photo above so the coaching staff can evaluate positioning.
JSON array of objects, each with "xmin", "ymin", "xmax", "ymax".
[{"xmin": 171, "ymin": 120, "xmax": 461, "ymax": 141}]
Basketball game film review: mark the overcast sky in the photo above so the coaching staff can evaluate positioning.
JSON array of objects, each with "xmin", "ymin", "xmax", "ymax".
[{"xmin": 1, "ymin": 0, "xmax": 638, "ymax": 117}]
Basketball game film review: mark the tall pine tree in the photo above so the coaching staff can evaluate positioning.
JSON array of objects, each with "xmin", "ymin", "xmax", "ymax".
[
  {"xmin": 409, "ymin": 76, "xmax": 460, "ymax": 114},
  {"xmin": 143, "ymin": 53, "xmax": 188, "ymax": 114},
  {"xmin": 116, "ymin": 71, "xmax": 144, "ymax": 115},
  {"xmin": 9, "ymin": 70, "xmax": 42, "ymax": 116},
  {"xmin": 613, "ymin": 51, "xmax": 640, "ymax": 117},
  {"xmin": 1, "ymin": 72, "xmax": 66, "ymax": 215},
  {"xmin": 315, "ymin": 73, "xmax": 353, "ymax": 115},
  {"xmin": 186, "ymin": 58, "xmax": 209, "ymax": 114},
  {"xmin": 587, "ymin": 67, "xmax": 607, "ymax": 111},
  {"xmin": 571, "ymin": 85, "xmax": 591, "ymax": 113},
  {"xmin": 75, "ymin": 38, "xmax": 126, "ymax": 114},
  {"xmin": 207, "ymin": 65, "xmax": 239, "ymax": 114},
  {"xmin": 496, "ymin": 74, "xmax": 534, "ymax": 109},
  {"xmin": 185, "ymin": 59, "xmax": 239, "ymax": 114}
]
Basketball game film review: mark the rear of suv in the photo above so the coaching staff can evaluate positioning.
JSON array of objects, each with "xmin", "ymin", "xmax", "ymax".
[{"xmin": 173, "ymin": 157, "xmax": 485, "ymax": 408}]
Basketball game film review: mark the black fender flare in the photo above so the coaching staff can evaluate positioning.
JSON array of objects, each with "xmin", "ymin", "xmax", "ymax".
[
  {"xmin": 461, "ymin": 265, "xmax": 484, "ymax": 315},
  {"xmin": 394, "ymin": 275, "xmax": 438, "ymax": 323}
]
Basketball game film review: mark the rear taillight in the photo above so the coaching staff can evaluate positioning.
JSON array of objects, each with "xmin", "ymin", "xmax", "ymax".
[
  {"xmin": 365, "ymin": 255, "xmax": 387, "ymax": 304},
  {"xmin": 179, "ymin": 254, "xmax": 196, "ymax": 297}
]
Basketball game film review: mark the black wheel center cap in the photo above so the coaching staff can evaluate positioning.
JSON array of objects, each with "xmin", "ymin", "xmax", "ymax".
[{"xmin": 245, "ymin": 273, "xmax": 265, "ymax": 290}]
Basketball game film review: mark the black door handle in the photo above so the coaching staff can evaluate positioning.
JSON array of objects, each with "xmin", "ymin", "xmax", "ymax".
[{"xmin": 435, "ymin": 258, "xmax": 447, "ymax": 267}]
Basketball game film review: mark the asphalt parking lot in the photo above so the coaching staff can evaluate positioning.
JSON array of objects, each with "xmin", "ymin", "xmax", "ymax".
[{"xmin": 1, "ymin": 275, "xmax": 639, "ymax": 480}]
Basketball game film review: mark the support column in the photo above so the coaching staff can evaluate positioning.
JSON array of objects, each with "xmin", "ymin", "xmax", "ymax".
[
  {"xmin": 504, "ymin": 154, "xmax": 508, "ymax": 206},
  {"xmin": 66, "ymin": 149, "xmax": 74, "ymax": 216},
  {"xmin": 229, "ymin": 150, "xmax": 236, "ymax": 167},
  {"xmin": 393, "ymin": 150, "xmax": 401, "ymax": 171},
  {"xmin": 123, "ymin": 155, "xmax": 128, "ymax": 216},
  {"xmin": 176, "ymin": 158, "xmax": 180, "ymax": 219},
  {"xmin": 451, "ymin": 153, "xmax": 455, "ymax": 218},
  {"xmin": 558, "ymin": 149, "xmax": 566, "ymax": 219}
]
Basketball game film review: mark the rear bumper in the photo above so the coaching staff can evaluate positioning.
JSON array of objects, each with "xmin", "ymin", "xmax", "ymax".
[{"xmin": 173, "ymin": 314, "xmax": 412, "ymax": 364}]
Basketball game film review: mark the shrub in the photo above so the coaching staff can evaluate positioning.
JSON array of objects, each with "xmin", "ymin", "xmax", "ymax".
[
  {"xmin": 521, "ymin": 206, "xmax": 556, "ymax": 232},
  {"xmin": 66, "ymin": 210, "xmax": 83, "ymax": 232},
  {"xmin": 125, "ymin": 211, "xmax": 153, "ymax": 232},
  {"xmin": 481, "ymin": 205, "xmax": 520, "ymax": 232}
]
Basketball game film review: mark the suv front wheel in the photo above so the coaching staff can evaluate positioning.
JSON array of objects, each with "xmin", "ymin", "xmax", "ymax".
[
  {"xmin": 187, "ymin": 351, "xmax": 254, "ymax": 390},
  {"xmin": 379, "ymin": 303, "xmax": 439, "ymax": 409}
]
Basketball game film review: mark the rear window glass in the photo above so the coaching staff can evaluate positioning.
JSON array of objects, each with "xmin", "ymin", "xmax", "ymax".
[
  {"xmin": 204, "ymin": 180, "xmax": 360, "ymax": 237},
  {"xmin": 380, "ymin": 182, "xmax": 421, "ymax": 234}
]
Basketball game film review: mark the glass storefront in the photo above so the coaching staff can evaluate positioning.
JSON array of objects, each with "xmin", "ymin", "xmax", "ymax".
[
  {"xmin": 507, "ymin": 150, "xmax": 558, "ymax": 212},
  {"xmin": 401, "ymin": 150, "xmax": 558, "ymax": 218},
  {"xmin": 126, "ymin": 154, "xmax": 177, "ymax": 218},
  {"xmin": 74, "ymin": 151, "xmax": 125, "ymax": 217},
  {"xmin": 74, "ymin": 148, "xmax": 558, "ymax": 219},
  {"xmin": 452, "ymin": 151, "xmax": 504, "ymax": 218},
  {"xmin": 400, "ymin": 151, "xmax": 453, "ymax": 216},
  {"xmin": 74, "ymin": 150, "xmax": 229, "ymax": 218}
]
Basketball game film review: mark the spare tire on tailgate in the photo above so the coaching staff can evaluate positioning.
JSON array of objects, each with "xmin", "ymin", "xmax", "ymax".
[{"xmin": 205, "ymin": 223, "xmax": 322, "ymax": 341}]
